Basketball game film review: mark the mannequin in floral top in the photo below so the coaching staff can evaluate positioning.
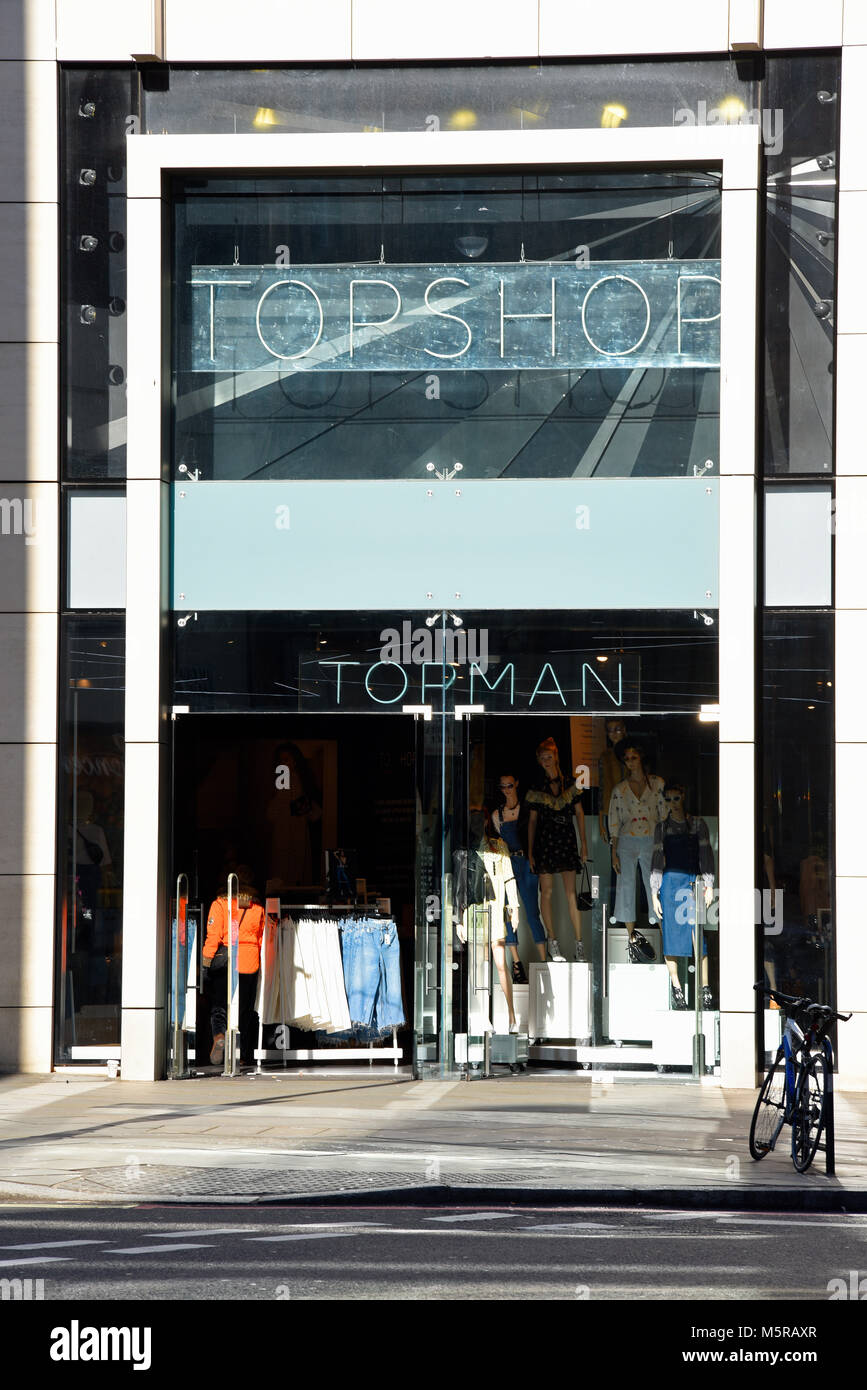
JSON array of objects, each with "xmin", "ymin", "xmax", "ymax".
[{"xmin": 608, "ymin": 743, "xmax": 665, "ymax": 959}]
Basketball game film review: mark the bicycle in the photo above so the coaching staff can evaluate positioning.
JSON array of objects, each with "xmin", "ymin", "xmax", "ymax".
[{"xmin": 749, "ymin": 984, "xmax": 851, "ymax": 1173}]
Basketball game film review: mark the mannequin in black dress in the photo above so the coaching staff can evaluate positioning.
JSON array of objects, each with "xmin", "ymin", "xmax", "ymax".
[{"xmin": 526, "ymin": 737, "xmax": 589, "ymax": 962}]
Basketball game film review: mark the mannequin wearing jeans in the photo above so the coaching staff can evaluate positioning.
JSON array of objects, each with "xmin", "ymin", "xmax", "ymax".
[
  {"xmin": 493, "ymin": 771, "xmax": 556, "ymax": 977},
  {"xmin": 608, "ymin": 745, "xmax": 665, "ymax": 953},
  {"xmin": 650, "ymin": 785, "xmax": 714, "ymax": 1010}
]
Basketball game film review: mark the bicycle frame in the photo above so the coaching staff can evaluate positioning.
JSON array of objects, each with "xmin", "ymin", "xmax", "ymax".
[{"xmin": 781, "ymin": 1015, "xmax": 805, "ymax": 1120}]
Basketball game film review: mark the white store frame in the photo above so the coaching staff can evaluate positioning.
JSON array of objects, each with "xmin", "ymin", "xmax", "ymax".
[{"xmin": 124, "ymin": 125, "xmax": 761, "ymax": 1084}]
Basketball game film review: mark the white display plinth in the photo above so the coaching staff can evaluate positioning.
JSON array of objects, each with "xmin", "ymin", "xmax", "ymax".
[
  {"xmin": 651, "ymin": 1009, "xmax": 718, "ymax": 1067},
  {"xmin": 529, "ymin": 963, "xmax": 591, "ymax": 1040},
  {"xmin": 492, "ymin": 981, "xmax": 529, "ymax": 1034},
  {"xmin": 606, "ymin": 961, "xmax": 670, "ymax": 1042}
]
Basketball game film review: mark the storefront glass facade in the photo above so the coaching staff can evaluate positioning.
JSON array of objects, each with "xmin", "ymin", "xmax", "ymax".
[{"xmin": 55, "ymin": 52, "xmax": 841, "ymax": 1077}]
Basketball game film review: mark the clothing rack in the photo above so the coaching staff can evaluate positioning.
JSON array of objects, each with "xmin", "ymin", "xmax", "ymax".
[{"xmin": 253, "ymin": 900, "xmax": 403, "ymax": 1072}]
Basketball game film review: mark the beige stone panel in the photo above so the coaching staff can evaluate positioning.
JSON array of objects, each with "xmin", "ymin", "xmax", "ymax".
[
  {"xmin": 0, "ymin": 0, "xmax": 56, "ymax": 61},
  {"xmin": 540, "ymin": 0, "xmax": 728, "ymax": 56},
  {"xmin": 0, "ymin": 202, "xmax": 58, "ymax": 344},
  {"xmin": 834, "ymin": 611, "xmax": 867, "ymax": 744},
  {"xmin": 719, "ymin": 1010, "xmax": 757, "ymax": 1089},
  {"xmin": 0, "ymin": 483, "xmax": 58, "ymax": 613},
  {"xmin": 844, "ymin": 0, "xmax": 867, "ymax": 45},
  {"xmin": 57, "ymin": 0, "xmax": 162, "ymax": 60},
  {"xmin": 0, "ymin": 61, "xmax": 57, "ymax": 203},
  {"xmin": 166, "ymin": 0, "xmax": 351, "ymax": 61},
  {"xmin": 0, "ymin": 875, "xmax": 55, "ymax": 1008},
  {"xmin": 120, "ymin": 1008, "xmax": 165, "ymax": 1081},
  {"xmin": 763, "ymin": 0, "xmax": 843, "ymax": 48},
  {"xmin": 837, "ymin": 1011, "xmax": 867, "ymax": 1091},
  {"xmin": 835, "ymin": 334, "xmax": 867, "ymax": 475},
  {"xmin": 0, "ymin": 343, "xmax": 58, "ymax": 483},
  {"xmin": 834, "ymin": 477, "xmax": 867, "ymax": 608},
  {"xmin": 0, "ymin": 743, "xmax": 56, "ymax": 876},
  {"xmin": 0, "ymin": 1007, "xmax": 53, "ymax": 1072},
  {"xmin": 354, "ymin": 0, "xmax": 536, "ymax": 60},
  {"xmin": 835, "ymin": 742, "xmax": 867, "ymax": 878},
  {"xmin": 0, "ymin": 613, "xmax": 57, "ymax": 742},
  {"xmin": 840, "ymin": 46, "xmax": 867, "ymax": 192},
  {"xmin": 837, "ymin": 192, "xmax": 867, "ymax": 334}
]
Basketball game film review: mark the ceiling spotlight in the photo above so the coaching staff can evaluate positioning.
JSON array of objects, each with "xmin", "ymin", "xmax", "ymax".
[
  {"xmin": 78, "ymin": 100, "xmax": 96, "ymax": 118},
  {"xmin": 447, "ymin": 108, "xmax": 478, "ymax": 130},
  {"xmin": 717, "ymin": 96, "xmax": 746, "ymax": 123},
  {"xmin": 817, "ymin": 91, "xmax": 837, "ymax": 104},
  {"xmin": 816, "ymin": 231, "xmax": 834, "ymax": 246},
  {"xmin": 79, "ymin": 304, "xmax": 97, "ymax": 325},
  {"xmin": 816, "ymin": 155, "xmax": 835, "ymax": 171},
  {"xmin": 79, "ymin": 235, "xmax": 98, "ymax": 252},
  {"xmin": 813, "ymin": 299, "xmax": 833, "ymax": 319},
  {"xmin": 601, "ymin": 103, "xmax": 628, "ymax": 128},
  {"xmin": 108, "ymin": 297, "xmax": 125, "ymax": 316},
  {"xmin": 79, "ymin": 168, "xmax": 97, "ymax": 186},
  {"xmin": 107, "ymin": 364, "xmax": 125, "ymax": 385}
]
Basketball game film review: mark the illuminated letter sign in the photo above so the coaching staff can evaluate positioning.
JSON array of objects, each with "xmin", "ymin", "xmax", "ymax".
[{"xmin": 188, "ymin": 260, "xmax": 720, "ymax": 372}]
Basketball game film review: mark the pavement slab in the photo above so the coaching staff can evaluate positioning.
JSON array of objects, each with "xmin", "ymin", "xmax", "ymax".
[{"xmin": 0, "ymin": 1070, "xmax": 864, "ymax": 1208}]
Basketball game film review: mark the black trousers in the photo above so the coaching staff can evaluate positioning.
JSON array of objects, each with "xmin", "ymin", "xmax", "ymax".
[{"xmin": 207, "ymin": 969, "xmax": 260, "ymax": 1065}]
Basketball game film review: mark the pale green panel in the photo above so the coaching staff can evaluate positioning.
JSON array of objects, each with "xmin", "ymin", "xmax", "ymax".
[{"xmin": 171, "ymin": 479, "xmax": 719, "ymax": 611}]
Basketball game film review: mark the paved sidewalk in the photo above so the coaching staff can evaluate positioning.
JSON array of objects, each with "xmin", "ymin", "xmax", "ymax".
[{"xmin": 0, "ymin": 1069, "xmax": 865, "ymax": 1208}]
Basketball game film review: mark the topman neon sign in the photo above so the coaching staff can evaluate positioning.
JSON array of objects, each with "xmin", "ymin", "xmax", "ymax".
[{"xmin": 187, "ymin": 259, "xmax": 721, "ymax": 373}]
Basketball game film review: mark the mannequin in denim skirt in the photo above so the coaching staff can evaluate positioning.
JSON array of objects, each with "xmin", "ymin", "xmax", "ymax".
[{"xmin": 650, "ymin": 784, "xmax": 715, "ymax": 1011}]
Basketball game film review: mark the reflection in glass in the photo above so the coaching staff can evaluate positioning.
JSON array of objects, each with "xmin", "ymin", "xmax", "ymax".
[
  {"xmin": 173, "ymin": 173, "xmax": 721, "ymax": 483},
  {"xmin": 761, "ymin": 613, "xmax": 834, "ymax": 1059},
  {"xmin": 55, "ymin": 620, "xmax": 125, "ymax": 1060}
]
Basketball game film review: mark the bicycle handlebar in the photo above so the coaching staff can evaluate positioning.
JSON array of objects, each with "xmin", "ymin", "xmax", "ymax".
[{"xmin": 754, "ymin": 982, "xmax": 850, "ymax": 1024}]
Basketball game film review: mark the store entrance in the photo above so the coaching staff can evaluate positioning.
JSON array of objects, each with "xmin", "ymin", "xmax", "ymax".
[
  {"xmin": 426, "ymin": 710, "xmax": 721, "ymax": 1080},
  {"xmin": 168, "ymin": 712, "xmax": 417, "ymax": 1076},
  {"xmin": 166, "ymin": 701, "xmax": 719, "ymax": 1082}
]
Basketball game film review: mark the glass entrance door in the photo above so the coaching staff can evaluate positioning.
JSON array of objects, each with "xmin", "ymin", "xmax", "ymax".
[{"xmin": 414, "ymin": 684, "xmax": 721, "ymax": 1082}]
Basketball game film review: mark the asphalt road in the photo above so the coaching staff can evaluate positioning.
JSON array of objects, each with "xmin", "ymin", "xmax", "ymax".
[{"xmin": 1, "ymin": 1203, "xmax": 865, "ymax": 1301}]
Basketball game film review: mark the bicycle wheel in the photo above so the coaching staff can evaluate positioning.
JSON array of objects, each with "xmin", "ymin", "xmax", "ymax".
[
  {"xmin": 792, "ymin": 1049, "xmax": 829, "ymax": 1173},
  {"xmin": 749, "ymin": 1048, "xmax": 788, "ymax": 1159}
]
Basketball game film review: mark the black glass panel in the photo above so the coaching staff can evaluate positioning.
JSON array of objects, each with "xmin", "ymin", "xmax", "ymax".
[{"xmin": 55, "ymin": 618, "xmax": 126, "ymax": 1061}]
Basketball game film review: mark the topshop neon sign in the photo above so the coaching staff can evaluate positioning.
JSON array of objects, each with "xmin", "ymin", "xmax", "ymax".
[{"xmin": 188, "ymin": 260, "xmax": 721, "ymax": 373}]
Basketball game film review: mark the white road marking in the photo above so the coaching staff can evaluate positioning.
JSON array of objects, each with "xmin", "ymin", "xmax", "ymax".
[
  {"xmin": 145, "ymin": 1229, "xmax": 256, "ymax": 1238},
  {"xmin": 524, "ymin": 1222, "xmax": 617, "ymax": 1231},
  {"xmin": 716, "ymin": 1216, "xmax": 867, "ymax": 1228},
  {"xmin": 426, "ymin": 1212, "xmax": 526, "ymax": 1223},
  {"xmin": 246, "ymin": 1232, "xmax": 357, "ymax": 1243},
  {"xmin": 0, "ymin": 1239, "xmax": 108, "ymax": 1250},
  {"xmin": 110, "ymin": 1243, "xmax": 213, "ymax": 1254},
  {"xmin": 0, "ymin": 1255, "xmax": 71, "ymax": 1266}
]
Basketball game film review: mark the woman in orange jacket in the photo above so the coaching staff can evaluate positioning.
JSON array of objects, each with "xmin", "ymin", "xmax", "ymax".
[{"xmin": 202, "ymin": 867, "xmax": 265, "ymax": 1068}]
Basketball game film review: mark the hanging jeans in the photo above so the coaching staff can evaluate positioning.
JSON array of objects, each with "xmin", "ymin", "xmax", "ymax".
[{"xmin": 342, "ymin": 920, "xmax": 404, "ymax": 1032}]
